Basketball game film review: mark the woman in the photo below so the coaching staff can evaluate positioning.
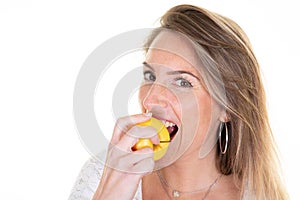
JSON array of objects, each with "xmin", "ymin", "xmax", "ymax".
[{"xmin": 69, "ymin": 4, "xmax": 289, "ymax": 200}]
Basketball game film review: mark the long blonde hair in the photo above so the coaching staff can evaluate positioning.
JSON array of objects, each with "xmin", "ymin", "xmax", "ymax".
[{"xmin": 145, "ymin": 4, "xmax": 289, "ymax": 200}]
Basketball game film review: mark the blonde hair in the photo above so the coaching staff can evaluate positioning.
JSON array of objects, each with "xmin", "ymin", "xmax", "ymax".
[{"xmin": 145, "ymin": 4, "xmax": 289, "ymax": 200}]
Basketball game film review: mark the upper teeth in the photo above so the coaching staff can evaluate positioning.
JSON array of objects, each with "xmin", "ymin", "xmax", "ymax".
[{"xmin": 162, "ymin": 120, "xmax": 175, "ymax": 128}]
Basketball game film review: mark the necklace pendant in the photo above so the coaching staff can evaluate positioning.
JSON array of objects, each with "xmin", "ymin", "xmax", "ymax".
[{"xmin": 173, "ymin": 190, "xmax": 180, "ymax": 198}]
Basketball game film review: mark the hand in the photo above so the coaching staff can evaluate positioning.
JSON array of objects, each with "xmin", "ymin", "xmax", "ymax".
[{"xmin": 93, "ymin": 113, "xmax": 159, "ymax": 200}]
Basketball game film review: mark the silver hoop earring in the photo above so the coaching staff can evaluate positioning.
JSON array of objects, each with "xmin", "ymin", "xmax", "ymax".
[{"xmin": 218, "ymin": 122, "xmax": 228, "ymax": 154}]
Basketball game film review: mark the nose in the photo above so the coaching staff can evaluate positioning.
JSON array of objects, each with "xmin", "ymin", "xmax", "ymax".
[{"xmin": 141, "ymin": 83, "xmax": 169, "ymax": 111}]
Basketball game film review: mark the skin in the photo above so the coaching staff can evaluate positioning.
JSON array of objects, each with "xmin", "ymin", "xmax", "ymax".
[{"xmin": 93, "ymin": 31, "xmax": 239, "ymax": 200}]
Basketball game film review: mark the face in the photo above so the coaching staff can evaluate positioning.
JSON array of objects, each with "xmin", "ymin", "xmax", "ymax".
[{"xmin": 139, "ymin": 31, "xmax": 222, "ymax": 165}]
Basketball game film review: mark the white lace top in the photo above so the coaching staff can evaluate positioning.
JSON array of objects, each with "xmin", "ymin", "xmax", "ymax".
[
  {"xmin": 68, "ymin": 157, "xmax": 142, "ymax": 200},
  {"xmin": 69, "ymin": 157, "xmax": 252, "ymax": 200}
]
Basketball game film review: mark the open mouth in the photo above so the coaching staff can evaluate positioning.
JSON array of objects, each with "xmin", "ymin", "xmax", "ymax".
[{"xmin": 161, "ymin": 120, "xmax": 179, "ymax": 141}]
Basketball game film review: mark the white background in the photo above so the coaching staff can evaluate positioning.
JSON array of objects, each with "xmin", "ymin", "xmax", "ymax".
[{"xmin": 0, "ymin": 0, "xmax": 299, "ymax": 199}]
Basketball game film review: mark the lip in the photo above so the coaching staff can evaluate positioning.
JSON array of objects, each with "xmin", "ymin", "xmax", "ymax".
[
  {"xmin": 151, "ymin": 114, "xmax": 180, "ymax": 141},
  {"xmin": 152, "ymin": 115, "xmax": 179, "ymax": 127}
]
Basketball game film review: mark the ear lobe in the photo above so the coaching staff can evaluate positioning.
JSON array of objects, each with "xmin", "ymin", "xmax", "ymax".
[{"xmin": 219, "ymin": 111, "xmax": 230, "ymax": 122}]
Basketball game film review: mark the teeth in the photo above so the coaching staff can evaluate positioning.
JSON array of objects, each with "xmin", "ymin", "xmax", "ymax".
[
  {"xmin": 162, "ymin": 120, "xmax": 175, "ymax": 128},
  {"xmin": 165, "ymin": 121, "xmax": 170, "ymax": 127}
]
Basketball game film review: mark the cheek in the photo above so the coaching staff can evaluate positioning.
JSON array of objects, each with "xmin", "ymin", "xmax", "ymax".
[
  {"xmin": 197, "ymin": 94, "xmax": 212, "ymax": 129},
  {"xmin": 197, "ymin": 97, "xmax": 212, "ymax": 143},
  {"xmin": 179, "ymin": 91, "xmax": 211, "ymax": 119},
  {"xmin": 180, "ymin": 92, "xmax": 212, "ymax": 142}
]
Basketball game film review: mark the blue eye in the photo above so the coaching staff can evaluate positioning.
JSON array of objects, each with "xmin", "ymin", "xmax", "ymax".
[
  {"xmin": 144, "ymin": 71, "xmax": 156, "ymax": 82},
  {"xmin": 175, "ymin": 78, "xmax": 193, "ymax": 88}
]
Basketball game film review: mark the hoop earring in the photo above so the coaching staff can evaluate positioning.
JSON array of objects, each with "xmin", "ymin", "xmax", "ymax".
[{"xmin": 218, "ymin": 122, "xmax": 228, "ymax": 154}]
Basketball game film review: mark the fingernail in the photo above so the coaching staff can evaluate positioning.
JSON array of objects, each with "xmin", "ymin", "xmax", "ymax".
[
  {"xmin": 144, "ymin": 112, "xmax": 152, "ymax": 117},
  {"xmin": 152, "ymin": 137, "xmax": 160, "ymax": 145}
]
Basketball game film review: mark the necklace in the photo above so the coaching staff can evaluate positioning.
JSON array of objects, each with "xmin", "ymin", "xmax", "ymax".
[{"xmin": 157, "ymin": 170, "xmax": 222, "ymax": 199}]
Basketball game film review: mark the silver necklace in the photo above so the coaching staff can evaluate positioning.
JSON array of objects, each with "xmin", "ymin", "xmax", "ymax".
[{"xmin": 157, "ymin": 170, "xmax": 222, "ymax": 199}]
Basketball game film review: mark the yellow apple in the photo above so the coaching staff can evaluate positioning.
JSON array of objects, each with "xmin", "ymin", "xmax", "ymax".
[{"xmin": 131, "ymin": 117, "xmax": 170, "ymax": 160}]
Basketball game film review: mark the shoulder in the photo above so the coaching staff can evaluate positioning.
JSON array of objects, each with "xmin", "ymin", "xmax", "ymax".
[
  {"xmin": 68, "ymin": 157, "xmax": 143, "ymax": 200},
  {"xmin": 68, "ymin": 157, "xmax": 104, "ymax": 200}
]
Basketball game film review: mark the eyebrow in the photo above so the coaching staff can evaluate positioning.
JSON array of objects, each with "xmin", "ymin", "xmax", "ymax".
[
  {"xmin": 142, "ymin": 61, "xmax": 154, "ymax": 71},
  {"xmin": 142, "ymin": 61, "xmax": 200, "ymax": 81},
  {"xmin": 166, "ymin": 70, "xmax": 201, "ymax": 81}
]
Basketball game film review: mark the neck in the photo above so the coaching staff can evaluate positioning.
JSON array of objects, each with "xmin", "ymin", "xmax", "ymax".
[{"xmin": 159, "ymin": 146, "xmax": 219, "ymax": 191}]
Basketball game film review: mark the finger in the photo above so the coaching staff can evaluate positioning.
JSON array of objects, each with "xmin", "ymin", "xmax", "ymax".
[
  {"xmin": 150, "ymin": 134, "xmax": 160, "ymax": 145},
  {"xmin": 130, "ymin": 127, "xmax": 160, "ymax": 145},
  {"xmin": 131, "ymin": 156, "xmax": 155, "ymax": 174},
  {"xmin": 116, "ymin": 132, "xmax": 139, "ymax": 152},
  {"xmin": 116, "ymin": 148, "xmax": 154, "ymax": 174},
  {"xmin": 126, "ymin": 126, "xmax": 157, "ymax": 139},
  {"xmin": 106, "ymin": 145, "xmax": 153, "ymax": 172},
  {"xmin": 120, "ymin": 148, "xmax": 154, "ymax": 169},
  {"xmin": 111, "ymin": 113, "xmax": 152, "ymax": 144},
  {"xmin": 117, "ymin": 126, "xmax": 158, "ymax": 152},
  {"xmin": 111, "ymin": 126, "xmax": 156, "ymax": 153},
  {"xmin": 128, "ymin": 126, "xmax": 161, "ymax": 145}
]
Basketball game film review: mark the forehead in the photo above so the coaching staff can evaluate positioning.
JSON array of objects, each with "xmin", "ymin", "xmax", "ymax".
[{"xmin": 145, "ymin": 31, "xmax": 201, "ymax": 75}]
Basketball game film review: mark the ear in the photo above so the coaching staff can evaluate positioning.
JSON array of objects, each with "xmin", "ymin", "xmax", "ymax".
[{"xmin": 219, "ymin": 110, "xmax": 230, "ymax": 123}]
